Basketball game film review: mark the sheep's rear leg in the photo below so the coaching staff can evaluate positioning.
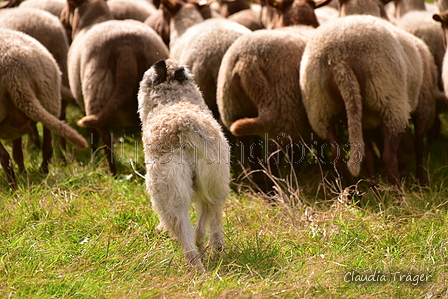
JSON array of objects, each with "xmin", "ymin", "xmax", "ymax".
[
  {"xmin": 28, "ymin": 122, "xmax": 40, "ymax": 149},
  {"xmin": 412, "ymin": 115, "xmax": 426, "ymax": 184},
  {"xmin": 0, "ymin": 142, "xmax": 16, "ymax": 190},
  {"xmin": 238, "ymin": 135, "xmax": 274, "ymax": 192},
  {"xmin": 12, "ymin": 138, "xmax": 25, "ymax": 174},
  {"xmin": 382, "ymin": 128, "xmax": 403, "ymax": 187},
  {"xmin": 363, "ymin": 138, "xmax": 376, "ymax": 179},
  {"xmin": 55, "ymin": 101, "xmax": 67, "ymax": 164},
  {"xmin": 96, "ymin": 126, "xmax": 116, "ymax": 176},
  {"xmin": 40, "ymin": 127, "xmax": 53, "ymax": 174},
  {"xmin": 327, "ymin": 124, "xmax": 355, "ymax": 186}
]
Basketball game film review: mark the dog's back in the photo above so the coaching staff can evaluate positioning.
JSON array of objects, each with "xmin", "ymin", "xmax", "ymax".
[{"xmin": 138, "ymin": 59, "xmax": 231, "ymax": 272}]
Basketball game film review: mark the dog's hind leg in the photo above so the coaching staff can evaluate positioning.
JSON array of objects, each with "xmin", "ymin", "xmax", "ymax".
[
  {"xmin": 149, "ymin": 163, "xmax": 205, "ymax": 272},
  {"xmin": 195, "ymin": 201, "xmax": 209, "ymax": 254},
  {"xmin": 195, "ymin": 169, "xmax": 228, "ymax": 253}
]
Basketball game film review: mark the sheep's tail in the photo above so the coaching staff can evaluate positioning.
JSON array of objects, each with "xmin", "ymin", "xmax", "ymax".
[
  {"xmin": 9, "ymin": 81, "xmax": 88, "ymax": 149},
  {"xmin": 77, "ymin": 55, "xmax": 139, "ymax": 128},
  {"xmin": 228, "ymin": 56, "xmax": 270, "ymax": 137},
  {"xmin": 331, "ymin": 53, "xmax": 364, "ymax": 177},
  {"xmin": 230, "ymin": 117, "xmax": 267, "ymax": 137}
]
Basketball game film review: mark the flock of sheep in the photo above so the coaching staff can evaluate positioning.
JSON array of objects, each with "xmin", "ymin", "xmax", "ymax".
[{"xmin": 1, "ymin": 0, "xmax": 448, "ymax": 270}]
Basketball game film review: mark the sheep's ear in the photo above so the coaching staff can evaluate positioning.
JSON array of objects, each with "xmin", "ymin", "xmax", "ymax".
[
  {"xmin": 312, "ymin": 0, "xmax": 333, "ymax": 9},
  {"xmin": 161, "ymin": 0, "xmax": 183, "ymax": 15},
  {"xmin": 266, "ymin": 0, "xmax": 294, "ymax": 11},
  {"xmin": 432, "ymin": 13, "xmax": 443, "ymax": 23},
  {"xmin": 434, "ymin": 11, "xmax": 448, "ymax": 24},
  {"xmin": 174, "ymin": 67, "xmax": 186, "ymax": 82},
  {"xmin": 152, "ymin": 60, "xmax": 168, "ymax": 85}
]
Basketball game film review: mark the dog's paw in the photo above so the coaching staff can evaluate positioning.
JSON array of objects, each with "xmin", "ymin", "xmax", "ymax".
[
  {"xmin": 77, "ymin": 115, "xmax": 99, "ymax": 128},
  {"xmin": 210, "ymin": 233, "xmax": 225, "ymax": 252}
]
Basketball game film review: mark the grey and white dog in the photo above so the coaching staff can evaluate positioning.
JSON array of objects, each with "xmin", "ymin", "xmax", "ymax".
[{"xmin": 138, "ymin": 59, "xmax": 231, "ymax": 272}]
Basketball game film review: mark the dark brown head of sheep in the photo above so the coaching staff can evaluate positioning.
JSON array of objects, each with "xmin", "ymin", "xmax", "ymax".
[
  {"xmin": 433, "ymin": 10, "xmax": 448, "ymax": 47},
  {"xmin": 61, "ymin": 0, "xmax": 112, "ymax": 40},
  {"xmin": 266, "ymin": 0, "xmax": 333, "ymax": 28}
]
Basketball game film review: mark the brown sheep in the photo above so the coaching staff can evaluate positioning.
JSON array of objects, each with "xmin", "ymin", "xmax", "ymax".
[
  {"xmin": 61, "ymin": 0, "xmax": 169, "ymax": 175},
  {"xmin": 300, "ymin": 15, "xmax": 439, "ymax": 186},
  {"xmin": 0, "ymin": 28, "xmax": 87, "ymax": 189}
]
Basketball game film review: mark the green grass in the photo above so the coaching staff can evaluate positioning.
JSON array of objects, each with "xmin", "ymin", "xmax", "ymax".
[{"xmin": 0, "ymin": 120, "xmax": 447, "ymax": 298}]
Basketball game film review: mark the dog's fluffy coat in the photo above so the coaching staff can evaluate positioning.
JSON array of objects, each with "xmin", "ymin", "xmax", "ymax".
[{"xmin": 138, "ymin": 59, "xmax": 230, "ymax": 272}]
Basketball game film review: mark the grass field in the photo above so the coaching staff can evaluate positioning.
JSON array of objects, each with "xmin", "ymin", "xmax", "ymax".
[{"xmin": 0, "ymin": 115, "xmax": 447, "ymax": 298}]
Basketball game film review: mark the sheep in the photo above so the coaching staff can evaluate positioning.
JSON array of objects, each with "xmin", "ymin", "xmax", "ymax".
[
  {"xmin": 144, "ymin": 0, "xmax": 218, "ymax": 47},
  {"xmin": 138, "ymin": 59, "xmax": 230, "ymax": 272},
  {"xmin": 61, "ymin": 0, "xmax": 169, "ymax": 176},
  {"xmin": 434, "ymin": 11, "xmax": 448, "ymax": 93},
  {"xmin": 163, "ymin": 0, "xmax": 252, "ymax": 119},
  {"xmin": 300, "ymin": 15, "xmax": 438, "ymax": 186},
  {"xmin": 338, "ymin": 0, "xmax": 391, "ymax": 19},
  {"xmin": 18, "ymin": 0, "xmax": 66, "ymax": 16},
  {"xmin": 0, "ymin": 7, "xmax": 75, "ymax": 157},
  {"xmin": 218, "ymin": 0, "xmax": 263, "ymax": 31},
  {"xmin": 216, "ymin": 0, "xmax": 333, "ymax": 190},
  {"xmin": 394, "ymin": 2, "xmax": 445, "ymax": 91},
  {"xmin": 107, "ymin": 0, "xmax": 157, "ymax": 22},
  {"xmin": 217, "ymin": 28, "xmax": 315, "ymax": 191},
  {"xmin": 220, "ymin": 0, "xmax": 251, "ymax": 17},
  {"xmin": 265, "ymin": 0, "xmax": 333, "ymax": 28},
  {"xmin": 393, "ymin": 0, "xmax": 425, "ymax": 17},
  {"xmin": 0, "ymin": 8, "xmax": 74, "ymax": 105},
  {"xmin": 218, "ymin": 28, "xmax": 314, "ymax": 142},
  {"xmin": 436, "ymin": 0, "xmax": 448, "ymax": 13},
  {"xmin": 314, "ymin": 5, "xmax": 339, "ymax": 24},
  {"xmin": 227, "ymin": 8, "xmax": 265, "ymax": 31},
  {"xmin": 0, "ymin": 28, "xmax": 88, "ymax": 189}
]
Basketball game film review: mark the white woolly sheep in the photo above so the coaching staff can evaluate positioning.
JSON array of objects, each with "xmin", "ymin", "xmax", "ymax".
[
  {"xmin": 436, "ymin": 0, "xmax": 448, "ymax": 12},
  {"xmin": 61, "ymin": 0, "xmax": 169, "ymax": 175},
  {"xmin": 314, "ymin": 5, "xmax": 339, "ymax": 24},
  {"xmin": 394, "ymin": 7, "xmax": 445, "ymax": 91},
  {"xmin": 138, "ymin": 59, "xmax": 230, "ymax": 272},
  {"xmin": 338, "ymin": 0, "xmax": 391, "ymax": 19},
  {"xmin": 0, "ymin": 28, "xmax": 88, "ymax": 189},
  {"xmin": 163, "ymin": 0, "xmax": 251, "ymax": 119},
  {"xmin": 18, "ymin": 0, "xmax": 66, "ymax": 16},
  {"xmin": 433, "ymin": 11, "xmax": 448, "ymax": 97},
  {"xmin": 300, "ymin": 15, "xmax": 437, "ymax": 186}
]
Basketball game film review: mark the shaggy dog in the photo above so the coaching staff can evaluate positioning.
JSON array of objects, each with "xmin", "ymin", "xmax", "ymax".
[{"xmin": 137, "ymin": 59, "xmax": 231, "ymax": 272}]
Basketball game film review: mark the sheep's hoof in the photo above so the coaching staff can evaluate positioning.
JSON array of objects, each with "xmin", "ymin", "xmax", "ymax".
[{"xmin": 77, "ymin": 115, "xmax": 99, "ymax": 128}]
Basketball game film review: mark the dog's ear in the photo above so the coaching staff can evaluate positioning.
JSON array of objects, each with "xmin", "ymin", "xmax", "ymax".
[
  {"xmin": 152, "ymin": 59, "xmax": 167, "ymax": 85},
  {"xmin": 174, "ymin": 67, "xmax": 186, "ymax": 83}
]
